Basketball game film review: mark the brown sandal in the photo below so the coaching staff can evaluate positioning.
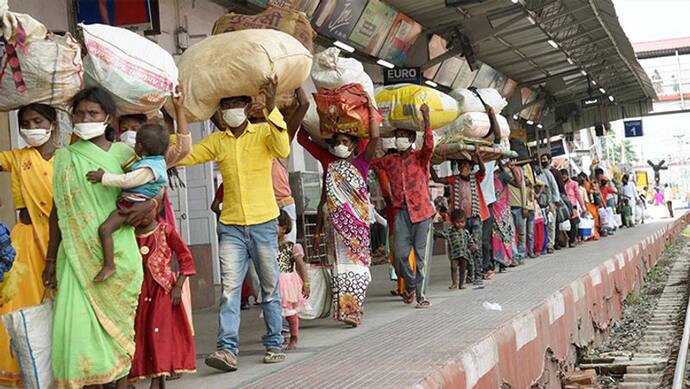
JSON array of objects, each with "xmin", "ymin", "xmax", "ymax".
[{"xmin": 415, "ymin": 300, "xmax": 432, "ymax": 309}]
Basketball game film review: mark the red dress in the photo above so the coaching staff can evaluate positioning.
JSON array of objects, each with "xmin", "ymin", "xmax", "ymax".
[{"xmin": 129, "ymin": 222, "xmax": 197, "ymax": 381}]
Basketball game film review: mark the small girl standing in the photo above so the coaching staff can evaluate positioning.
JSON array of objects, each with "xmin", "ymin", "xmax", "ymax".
[
  {"xmin": 277, "ymin": 210, "xmax": 310, "ymax": 350},
  {"xmin": 128, "ymin": 206, "xmax": 196, "ymax": 388}
]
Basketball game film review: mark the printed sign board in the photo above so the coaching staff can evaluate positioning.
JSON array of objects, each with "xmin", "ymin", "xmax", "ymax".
[
  {"xmin": 383, "ymin": 67, "xmax": 422, "ymax": 85},
  {"xmin": 624, "ymin": 119, "xmax": 643, "ymax": 137}
]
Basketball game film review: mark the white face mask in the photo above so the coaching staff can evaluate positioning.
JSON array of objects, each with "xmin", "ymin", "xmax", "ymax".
[
  {"xmin": 330, "ymin": 144, "xmax": 352, "ymax": 159},
  {"xmin": 222, "ymin": 108, "xmax": 247, "ymax": 128},
  {"xmin": 395, "ymin": 137, "xmax": 412, "ymax": 151},
  {"xmin": 20, "ymin": 127, "xmax": 52, "ymax": 147},
  {"xmin": 73, "ymin": 121, "xmax": 108, "ymax": 140},
  {"xmin": 120, "ymin": 130, "xmax": 137, "ymax": 148},
  {"xmin": 381, "ymin": 138, "xmax": 396, "ymax": 150}
]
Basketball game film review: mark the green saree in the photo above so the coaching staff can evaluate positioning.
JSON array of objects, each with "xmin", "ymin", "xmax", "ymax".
[{"xmin": 52, "ymin": 140, "xmax": 143, "ymax": 389}]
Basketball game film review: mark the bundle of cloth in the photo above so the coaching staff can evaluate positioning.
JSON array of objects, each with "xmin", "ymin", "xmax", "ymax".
[{"xmin": 438, "ymin": 88, "xmax": 511, "ymax": 149}]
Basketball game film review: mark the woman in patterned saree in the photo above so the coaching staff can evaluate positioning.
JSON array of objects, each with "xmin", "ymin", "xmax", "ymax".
[
  {"xmin": 491, "ymin": 161, "xmax": 515, "ymax": 268},
  {"xmin": 44, "ymin": 87, "xmax": 154, "ymax": 389},
  {"xmin": 0, "ymin": 104, "xmax": 58, "ymax": 387},
  {"xmin": 315, "ymin": 104, "xmax": 380, "ymax": 327}
]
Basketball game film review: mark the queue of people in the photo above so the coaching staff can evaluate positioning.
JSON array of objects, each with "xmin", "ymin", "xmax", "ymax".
[{"xmin": 0, "ymin": 56, "xmax": 674, "ymax": 389}]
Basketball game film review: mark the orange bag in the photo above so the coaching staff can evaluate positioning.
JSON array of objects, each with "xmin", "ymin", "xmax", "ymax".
[
  {"xmin": 211, "ymin": 7, "xmax": 316, "ymax": 52},
  {"xmin": 314, "ymin": 83, "xmax": 382, "ymax": 138}
]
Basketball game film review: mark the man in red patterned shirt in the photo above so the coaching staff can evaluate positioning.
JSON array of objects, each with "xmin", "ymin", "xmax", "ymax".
[{"xmin": 371, "ymin": 104, "xmax": 434, "ymax": 308}]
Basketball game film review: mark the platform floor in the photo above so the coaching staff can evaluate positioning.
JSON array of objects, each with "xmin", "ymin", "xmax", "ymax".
[{"xmin": 160, "ymin": 218, "xmax": 679, "ymax": 389}]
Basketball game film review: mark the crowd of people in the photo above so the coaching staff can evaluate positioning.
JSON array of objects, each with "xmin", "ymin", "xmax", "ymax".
[{"xmin": 0, "ymin": 69, "xmax": 677, "ymax": 389}]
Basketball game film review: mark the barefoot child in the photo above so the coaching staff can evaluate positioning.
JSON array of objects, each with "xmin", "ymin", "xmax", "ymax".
[
  {"xmin": 277, "ymin": 210, "xmax": 310, "ymax": 350},
  {"xmin": 128, "ymin": 202, "xmax": 196, "ymax": 387},
  {"xmin": 434, "ymin": 209, "xmax": 477, "ymax": 290},
  {"xmin": 86, "ymin": 124, "xmax": 169, "ymax": 281}
]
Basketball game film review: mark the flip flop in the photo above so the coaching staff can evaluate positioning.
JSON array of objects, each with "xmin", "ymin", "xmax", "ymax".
[{"xmin": 263, "ymin": 348, "xmax": 287, "ymax": 364}]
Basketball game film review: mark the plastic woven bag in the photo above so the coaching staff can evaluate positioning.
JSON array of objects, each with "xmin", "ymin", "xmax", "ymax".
[
  {"xmin": 314, "ymin": 83, "xmax": 381, "ymax": 138},
  {"xmin": 81, "ymin": 23, "xmax": 178, "ymax": 116},
  {"xmin": 451, "ymin": 88, "xmax": 508, "ymax": 114},
  {"xmin": 1, "ymin": 299, "xmax": 54, "ymax": 388},
  {"xmin": 311, "ymin": 48, "xmax": 376, "ymax": 104},
  {"xmin": 0, "ymin": 12, "xmax": 82, "ymax": 111},
  {"xmin": 375, "ymin": 83, "xmax": 459, "ymax": 132}
]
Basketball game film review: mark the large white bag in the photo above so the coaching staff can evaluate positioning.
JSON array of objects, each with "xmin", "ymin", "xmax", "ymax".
[
  {"xmin": 0, "ymin": 12, "xmax": 82, "ymax": 111},
  {"xmin": 1, "ymin": 300, "xmax": 54, "ymax": 388},
  {"xmin": 177, "ymin": 29, "xmax": 312, "ymax": 122},
  {"xmin": 81, "ymin": 23, "xmax": 178, "ymax": 116},
  {"xmin": 298, "ymin": 264, "xmax": 331, "ymax": 320},
  {"xmin": 311, "ymin": 48, "xmax": 376, "ymax": 104},
  {"xmin": 451, "ymin": 88, "xmax": 507, "ymax": 114},
  {"xmin": 439, "ymin": 112, "xmax": 510, "ymax": 142}
]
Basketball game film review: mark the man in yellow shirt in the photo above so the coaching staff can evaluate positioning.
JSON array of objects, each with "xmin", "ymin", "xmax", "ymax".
[{"xmin": 177, "ymin": 77, "xmax": 289, "ymax": 370}]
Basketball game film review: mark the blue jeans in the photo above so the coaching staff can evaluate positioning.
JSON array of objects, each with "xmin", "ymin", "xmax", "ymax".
[
  {"xmin": 216, "ymin": 220, "xmax": 283, "ymax": 355},
  {"xmin": 510, "ymin": 207, "xmax": 526, "ymax": 259}
]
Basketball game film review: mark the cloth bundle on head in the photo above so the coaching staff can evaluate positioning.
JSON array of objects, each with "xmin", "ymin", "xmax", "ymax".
[
  {"xmin": 304, "ymin": 48, "xmax": 376, "ymax": 139},
  {"xmin": 212, "ymin": 7, "xmax": 316, "ymax": 52},
  {"xmin": 314, "ymin": 83, "xmax": 382, "ymax": 138},
  {"xmin": 438, "ymin": 88, "xmax": 510, "ymax": 146},
  {"xmin": 81, "ymin": 23, "xmax": 178, "ymax": 116},
  {"xmin": 174, "ymin": 29, "xmax": 312, "ymax": 122},
  {"xmin": 0, "ymin": 10, "xmax": 82, "ymax": 111},
  {"xmin": 375, "ymin": 83, "xmax": 459, "ymax": 132}
]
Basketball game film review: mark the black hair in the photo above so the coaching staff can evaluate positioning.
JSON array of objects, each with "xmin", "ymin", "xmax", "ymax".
[
  {"xmin": 18, "ymin": 103, "xmax": 57, "ymax": 124},
  {"xmin": 119, "ymin": 114, "xmax": 147, "ymax": 126},
  {"xmin": 136, "ymin": 124, "xmax": 169, "ymax": 156},
  {"xmin": 594, "ymin": 168, "xmax": 604, "ymax": 176},
  {"xmin": 70, "ymin": 87, "xmax": 117, "ymax": 118},
  {"xmin": 278, "ymin": 209, "xmax": 292, "ymax": 234},
  {"xmin": 328, "ymin": 132, "xmax": 359, "ymax": 148},
  {"xmin": 560, "ymin": 168, "xmax": 569, "ymax": 176},
  {"xmin": 220, "ymin": 96, "xmax": 252, "ymax": 105},
  {"xmin": 450, "ymin": 209, "xmax": 466, "ymax": 222},
  {"xmin": 540, "ymin": 153, "xmax": 552, "ymax": 160},
  {"xmin": 439, "ymin": 206, "xmax": 448, "ymax": 213}
]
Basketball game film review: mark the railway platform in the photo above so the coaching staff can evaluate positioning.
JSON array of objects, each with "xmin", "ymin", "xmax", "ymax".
[{"xmin": 165, "ymin": 215, "xmax": 688, "ymax": 389}]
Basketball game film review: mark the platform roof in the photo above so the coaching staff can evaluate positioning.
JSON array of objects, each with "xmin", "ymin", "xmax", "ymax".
[{"xmin": 385, "ymin": 0, "xmax": 656, "ymax": 135}]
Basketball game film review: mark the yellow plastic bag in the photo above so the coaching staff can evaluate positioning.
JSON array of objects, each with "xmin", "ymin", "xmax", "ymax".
[{"xmin": 375, "ymin": 84, "xmax": 459, "ymax": 132}]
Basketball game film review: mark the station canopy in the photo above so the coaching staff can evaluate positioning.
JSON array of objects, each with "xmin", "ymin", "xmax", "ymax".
[{"xmin": 376, "ymin": 0, "xmax": 656, "ymax": 135}]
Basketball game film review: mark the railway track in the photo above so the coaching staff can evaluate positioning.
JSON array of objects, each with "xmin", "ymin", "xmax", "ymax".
[{"xmin": 579, "ymin": 237, "xmax": 690, "ymax": 388}]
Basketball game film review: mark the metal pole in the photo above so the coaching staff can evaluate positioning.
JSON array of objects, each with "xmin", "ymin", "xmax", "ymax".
[{"xmin": 677, "ymin": 50, "xmax": 684, "ymax": 109}]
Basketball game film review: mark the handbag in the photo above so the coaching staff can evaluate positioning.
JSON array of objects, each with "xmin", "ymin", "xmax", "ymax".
[
  {"xmin": 1, "ymin": 296, "xmax": 54, "ymax": 389},
  {"xmin": 559, "ymin": 219, "xmax": 572, "ymax": 232}
]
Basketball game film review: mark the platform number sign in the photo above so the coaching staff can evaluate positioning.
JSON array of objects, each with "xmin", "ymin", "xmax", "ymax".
[{"xmin": 624, "ymin": 120, "xmax": 643, "ymax": 138}]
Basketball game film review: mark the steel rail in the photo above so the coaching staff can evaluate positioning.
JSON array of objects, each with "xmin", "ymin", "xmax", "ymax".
[{"xmin": 671, "ymin": 282, "xmax": 690, "ymax": 389}]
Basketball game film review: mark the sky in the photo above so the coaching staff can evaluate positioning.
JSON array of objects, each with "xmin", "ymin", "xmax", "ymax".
[{"xmin": 614, "ymin": 0, "xmax": 690, "ymax": 43}]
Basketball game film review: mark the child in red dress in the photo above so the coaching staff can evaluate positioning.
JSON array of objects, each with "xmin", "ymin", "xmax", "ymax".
[{"xmin": 128, "ymin": 206, "xmax": 196, "ymax": 388}]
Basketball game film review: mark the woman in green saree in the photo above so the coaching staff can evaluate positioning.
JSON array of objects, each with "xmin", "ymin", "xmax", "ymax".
[{"xmin": 44, "ymin": 87, "xmax": 153, "ymax": 389}]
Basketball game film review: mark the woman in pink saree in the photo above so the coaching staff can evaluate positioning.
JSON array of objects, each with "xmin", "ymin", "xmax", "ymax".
[{"xmin": 491, "ymin": 161, "xmax": 515, "ymax": 267}]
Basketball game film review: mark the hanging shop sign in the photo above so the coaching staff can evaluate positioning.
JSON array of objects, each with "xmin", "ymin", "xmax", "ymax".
[
  {"xmin": 348, "ymin": 0, "xmax": 397, "ymax": 55},
  {"xmin": 581, "ymin": 96, "xmax": 602, "ymax": 108},
  {"xmin": 383, "ymin": 67, "xmax": 422, "ymax": 85},
  {"xmin": 623, "ymin": 119, "xmax": 643, "ymax": 138},
  {"xmin": 550, "ymin": 139, "xmax": 566, "ymax": 157},
  {"xmin": 377, "ymin": 13, "xmax": 422, "ymax": 67},
  {"xmin": 311, "ymin": 0, "xmax": 367, "ymax": 41}
]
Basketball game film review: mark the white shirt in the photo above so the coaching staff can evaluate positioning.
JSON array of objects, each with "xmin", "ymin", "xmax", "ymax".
[
  {"xmin": 664, "ymin": 187, "xmax": 673, "ymax": 201},
  {"xmin": 481, "ymin": 161, "xmax": 497, "ymax": 205},
  {"xmin": 620, "ymin": 182, "xmax": 637, "ymax": 202}
]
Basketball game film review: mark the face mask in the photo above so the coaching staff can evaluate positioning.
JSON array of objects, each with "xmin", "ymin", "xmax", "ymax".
[
  {"xmin": 73, "ymin": 121, "xmax": 108, "ymax": 140},
  {"xmin": 222, "ymin": 108, "xmax": 247, "ymax": 128},
  {"xmin": 395, "ymin": 137, "xmax": 412, "ymax": 151},
  {"xmin": 381, "ymin": 138, "xmax": 396, "ymax": 150},
  {"xmin": 20, "ymin": 127, "xmax": 51, "ymax": 147},
  {"xmin": 330, "ymin": 144, "xmax": 352, "ymax": 159},
  {"xmin": 120, "ymin": 130, "xmax": 137, "ymax": 148}
]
